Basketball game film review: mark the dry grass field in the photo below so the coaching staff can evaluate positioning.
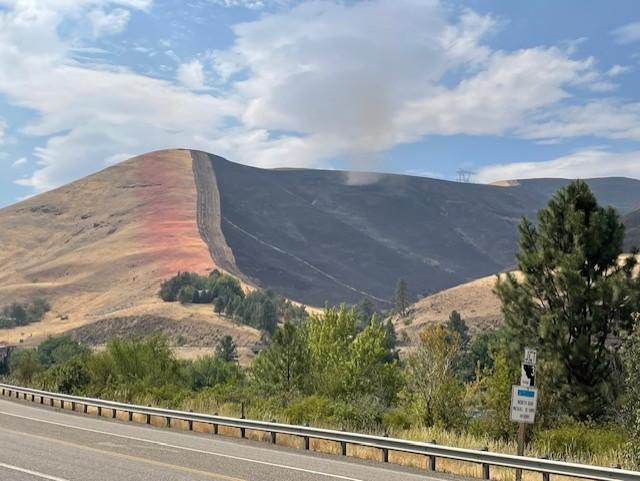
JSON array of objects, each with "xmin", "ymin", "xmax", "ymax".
[{"xmin": 0, "ymin": 149, "xmax": 260, "ymax": 351}]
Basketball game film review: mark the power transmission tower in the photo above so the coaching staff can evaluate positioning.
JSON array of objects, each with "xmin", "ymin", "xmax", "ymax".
[{"xmin": 457, "ymin": 169, "xmax": 476, "ymax": 183}]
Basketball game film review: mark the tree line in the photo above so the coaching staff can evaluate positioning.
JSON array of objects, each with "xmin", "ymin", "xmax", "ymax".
[
  {"xmin": 0, "ymin": 298, "xmax": 50, "ymax": 329},
  {"xmin": 159, "ymin": 270, "xmax": 307, "ymax": 334}
]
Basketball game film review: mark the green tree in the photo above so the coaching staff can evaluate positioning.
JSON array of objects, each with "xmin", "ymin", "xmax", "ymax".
[
  {"xmin": 37, "ymin": 335, "xmax": 88, "ymax": 367},
  {"xmin": 3, "ymin": 303, "xmax": 27, "ymax": 325},
  {"xmin": 214, "ymin": 296, "xmax": 225, "ymax": 315},
  {"xmin": 215, "ymin": 335, "xmax": 238, "ymax": 364},
  {"xmin": 9, "ymin": 349, "xmax": 43, "ymax": 384},
  {"xmin": 252, "ymin": 321, "xmax": 310, "ymax": 400},
  {"xmin": 177, "ymin": 285, "xmax": 196, "ymax": 304},
  {"xmin": 404, "ymin": 324, "xmax": 465, "ymax": 429},
  {"xmin": 482, "ymin": 348, "xmax": 516, "ymax": 440},
  {"xmin": 446, "ymin": 310, "xmax": 470, "ymax": 350},
  {"xmin": 356, "ymin": 298, "xmax": 377, "ymax": 329},
  {"xmin": 623, "ymin": 313, "xmax": 640, "ymax": 466},
  {"xmin": 495, "ymin": 180, "xmax": 640, "ymax": 419},
  {"xmin": 394, "ymin": 278, "xmax": 410, "ymax": 317}
]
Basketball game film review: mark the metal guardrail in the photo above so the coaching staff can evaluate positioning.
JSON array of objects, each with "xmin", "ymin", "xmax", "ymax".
[{"xmin": 0, "ymin": 383, "xmax": 637, "ymax": 481}]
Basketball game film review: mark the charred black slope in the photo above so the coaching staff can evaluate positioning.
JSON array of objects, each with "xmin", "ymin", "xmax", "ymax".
[
  {"xmin": 625, "ymin": 209, "xmax": 640, "ymax": 251},
  {"xmin": 200, "ymin": 152, "xmax": 640, "ymax": 306}
]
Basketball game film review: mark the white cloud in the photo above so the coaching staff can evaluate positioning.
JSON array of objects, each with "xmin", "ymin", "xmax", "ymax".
[
  {"xmin": 520, "ymin": 100, "xmax": 640, "ymax": 141},
  {"xmin": 11, "ymin": 156, "xmax": 27, "ymax": 167},
  {"xmin": 87, "ymin": 8, "xmax": 131, "ymax": 37},
  {"xmin": 177, "ymin": 59, "xmax": 206, "ymax": 90},
  {"xmin": 396, "ymin": 47, "xmax": 594, "ymax": 139},
  {"xmin": 2, "ymin": 0, "xmax": 640, "ymax": 196},
  {"xmin": 210, "ymin": 0, "xmax": 289, "ymax": 9},
  {"xmin": 612, "ymin": 21, "xmax": 640, "ymax": 45},
  {"xmin": 476, "ymin": 149, "xmax": 640, "ymax": 183},
  {"xmin": 212, "ymin": 0, "xmax": 498, "ymax": 165},
  {"xmin": 607, "ymin": 64, "xmax": 631, "ymax": 77}
]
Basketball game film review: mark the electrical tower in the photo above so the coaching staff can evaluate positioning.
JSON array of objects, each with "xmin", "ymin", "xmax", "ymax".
[{"xmin": 456, "ymin": 169, "xmax": 476, "ymax": 183}]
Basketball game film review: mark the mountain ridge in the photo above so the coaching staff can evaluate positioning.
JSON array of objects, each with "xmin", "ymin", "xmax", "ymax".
[{"xmin": 1, "ymin": 148, "xmax": 639, "ymax": 347}]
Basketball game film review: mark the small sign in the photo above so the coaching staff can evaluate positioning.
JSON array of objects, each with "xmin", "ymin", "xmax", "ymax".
[
  {"xmin": 510, "ymin": 385, "xmax": 538, "ymax": 424},
  {"xmin": 520, "ymin": 363, "xmax": 535, "ymax": 387},
  {"xmin": 524, "ymin": 347, "xmax": 537, "ymax": 365}
]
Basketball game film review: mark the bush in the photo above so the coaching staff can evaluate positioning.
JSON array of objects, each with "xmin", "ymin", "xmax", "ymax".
[
  {"xmin": 0, "ymin": 298, "xmax": 50, "ymax": 329},
  {"xmin": 382, "ymin": 407, "xmax": 413, "ymax": 432},
  {"xmin": 9, "ymin": 349, "xmax": 43, "ymax": 384},
  {"xmin": 38, "ymin": 335, "xmax": 89, "ymax": 367},
  {"xmin": 534, "ymin": 423, "xmax": 627, "ymax": 458}
]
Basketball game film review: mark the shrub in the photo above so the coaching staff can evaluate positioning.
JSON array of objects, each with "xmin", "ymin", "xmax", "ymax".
[{"xmin": 534, "ymin": 423, "xmax": 627, "ymax": 458}]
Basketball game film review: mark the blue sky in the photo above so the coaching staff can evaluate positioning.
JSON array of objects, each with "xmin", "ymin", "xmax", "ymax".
[{"xmin": 1, "ymin": 0, "xmax": 640, "ymax": 206}]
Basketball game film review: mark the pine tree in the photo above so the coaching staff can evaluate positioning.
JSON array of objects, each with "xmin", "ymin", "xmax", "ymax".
[
  {"xmin": 446, "ymin": 310, "xmax": 470, "ymax": 350},
  {"xmin": 495, "ymin": 180, "xmax": 640, "ymax": 419},
  {"xmin": 215, "ymin": 335, "xmax": 238, "ymax": 364},
  {"xmin": 394, "ymin": 278, "xmax": 410, "ymax": 317}
]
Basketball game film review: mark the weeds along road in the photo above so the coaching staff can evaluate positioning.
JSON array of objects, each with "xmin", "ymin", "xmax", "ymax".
[{"xmin": 0, "ymin": 398, "xmax": 452, "ymax": 481}]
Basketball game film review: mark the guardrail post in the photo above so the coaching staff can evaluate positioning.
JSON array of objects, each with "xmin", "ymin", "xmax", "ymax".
[
  {"xmin": 270, "ymin": 420, "xmax": 277, "ymax": 444},
  {"xmin": 382, "ymin": 434, "xmax": 389, "ymax": 463},
  {"xmin": 112, "ymin": 408, "xmax": 117, "ymax": 419},
  {"xmin": 428, "ymin": 440, "xmax": 437, "ymax": 471},
  {"xmin": 40, "ymin": 396, "xmax": 44, "ymax": 405},
  {"xmin": 166, "ymin": 416, "xmax": 171, "ymax": 427},
  {"xmin": 49, "ymin": 397, "xmax": 54, "ymax": 407},
  {"xmin": 213, "ymin": 412, "xmax": 219, "ymax": 435},
  {"xmin": 1, "ymin": 388, "xmax": 4, "ymax": 396},
  {"xmin": 304, "ymin": 423, "xmax": 310, "ymax": 450},
  {"xmin": 97, "ymin": 406, "xmax": 102, "ymax": 417},
  {"xmin": 128, "ymin": 411, "xmax": 133, "ymax": 422},
  {"xmin": 540, "ymin": 455, "xmax": 550, "ymax": 481},
  {"xmin": 240, "ymin": 403, "xmax": 246, "ymax": 438},
  {"xmin": 481, "ymin": 447, "xmax": 490, "ymax": 480},
  {"xmin": 31, "ymin": 394, "xmax": 35, "ymax": 402},
  {"xmin": 71, "ymin": 401, "xmax": 76, "ymax": 411},
  {"xmin": 340, "ymin": 428, "xmax": 347, "ymax": 456},
  {"xmin": 83, "ymin": 403, "xmax": 88, "ymax": 414},
  {"xmin": 188, "ymin": 410, "xmax": 193, "ymax": 431},
  {"xmin": 61, "ymin": 400, "xmax": 65, "ymax": 409},
  {"xmin": 23, "ymin": 392, "xmax": 27, "ymax": 400}
]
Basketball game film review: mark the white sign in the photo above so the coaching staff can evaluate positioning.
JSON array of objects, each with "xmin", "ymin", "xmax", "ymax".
[
  {"xmin": 510, "ymin": 385, "xmax": 538, "ymax": 424},
  {"xmin": 524, "ymin": 347, "xmax": 537, "ymax": 365},
  {"xmin": 520, "ymin": 363, "xmax": 535, "ymax": 387}
]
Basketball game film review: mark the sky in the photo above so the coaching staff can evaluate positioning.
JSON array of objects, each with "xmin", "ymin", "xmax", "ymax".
[{"xmin": 0, "ymin": 0, "xmax": 640, "ymax": 206}]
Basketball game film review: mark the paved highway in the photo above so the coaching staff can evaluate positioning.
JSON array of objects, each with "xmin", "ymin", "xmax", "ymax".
[{"xmin": 0, "ymin": 398, "xmax": 450, "ymax": 481}]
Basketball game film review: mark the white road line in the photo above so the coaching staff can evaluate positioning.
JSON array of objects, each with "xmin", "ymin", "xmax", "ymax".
[
  {"xmin": 0, "ymin": 409, "xmax": 398, "ymax": 481},
  {"xmin": 0, "ymin": 461, "xmax": 71, "ymax": 481}
]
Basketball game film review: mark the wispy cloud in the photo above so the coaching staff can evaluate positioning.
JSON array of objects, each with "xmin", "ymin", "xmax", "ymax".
[
  {"xmin": 11, "ymin": 157, "xmax": 27, "ymax": 168},
  {"xmin": 476, "ymin": 149, "xmax": 640, "ymax": 183},
  {"xmin": 612, "ymin": 21, "xmax": 640, "ymax": 45}
]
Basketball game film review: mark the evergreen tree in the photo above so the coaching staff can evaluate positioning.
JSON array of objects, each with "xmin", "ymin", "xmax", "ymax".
[
  {"xmin": 394, "ymin": 278, "xmax": 410, "ymax": 317},
  {"xmin": 356, "ymin": 298, "xmax": 377, "ymax": 329},
  {"xmin": 215, "ymin": 335, "xmax": 238, "ymax": 364},
  {"xmin": 446, "ymin": 310, "xmax": 470, "ymax": 350},
  {"xmin": 495, "ymin": 180, "xmax": 640, "ymax": 419},
  {"xmin": 213, "ymin": 296, "xmax": 225, "ymax": 315}
]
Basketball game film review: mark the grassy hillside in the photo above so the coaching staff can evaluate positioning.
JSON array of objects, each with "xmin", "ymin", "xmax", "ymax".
[{"xmin": 0, "ymin": 149, "xmax": 260, "ymax": 353}]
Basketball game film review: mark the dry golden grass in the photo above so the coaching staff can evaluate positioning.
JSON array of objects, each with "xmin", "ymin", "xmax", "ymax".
[{"xmin": 0, "ymin": 149, "xmax": 263, "ymax": 357}]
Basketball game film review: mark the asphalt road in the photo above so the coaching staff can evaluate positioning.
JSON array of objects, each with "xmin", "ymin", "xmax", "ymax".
[{"xmin": 0, "ymin": 398, "xmax": 450, "ymax": 481}]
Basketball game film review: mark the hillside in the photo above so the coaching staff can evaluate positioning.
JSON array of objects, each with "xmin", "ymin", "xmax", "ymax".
[
  {"xmin": 625, "ymin": 208, "xmax": 640, "ymax": 250},
  {"xmin": 208, "ymin": 154, "xmax": 640, "ymax": 305},
  {"xmin": 1, "ymin": 149, "xmax": 639, "ymax": 348},
  {"xmin": 0, "ymin": 150, "xmax": 260, "ymax": 356}
]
